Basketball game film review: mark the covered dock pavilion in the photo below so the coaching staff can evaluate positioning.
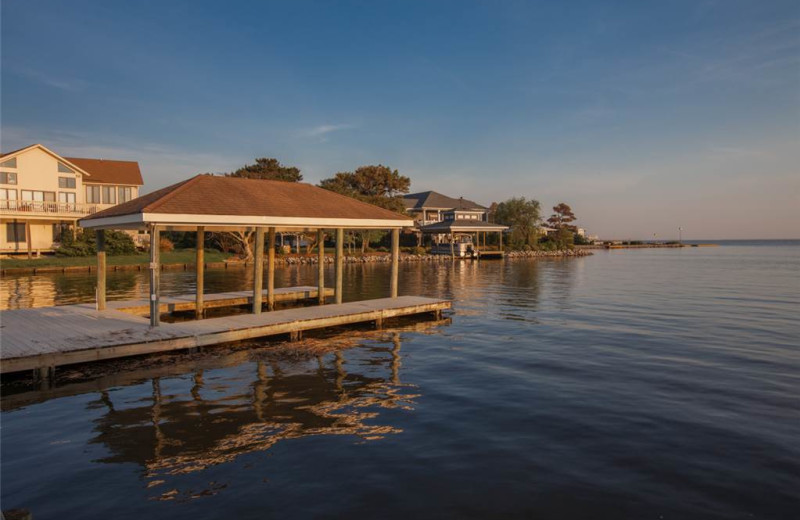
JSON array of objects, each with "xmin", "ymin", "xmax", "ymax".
[
  {"xmin": 420, "ymin": 219, "xmax": 508, "ymax": 258},
  {"xmin": 81, "ymin": 174, "xmax": 419, "ymax": 326},
  {"xmin": 0, "ymin": 175, "xmax": 451, "ymax": 378}
]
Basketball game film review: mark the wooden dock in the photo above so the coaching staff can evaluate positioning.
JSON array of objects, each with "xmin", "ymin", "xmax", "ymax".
[
  {"xmin": 109, "ymin": 286, "xmax": 334, "ymax": 315},
  {"xmin": 0, "ymin": 295, "xmax": 451, "ymax": 375}
]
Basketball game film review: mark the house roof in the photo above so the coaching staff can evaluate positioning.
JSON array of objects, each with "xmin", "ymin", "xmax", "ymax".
[
  {"xmin": 0, "ymin": 143, "xmax": 143, "ymax": 186},
  {"xmin": 419, "ymin": 219, "xmax": 508, "ymax": 233},
  {"xmin": 80, "ymin": 175, "xmax": 413, "ymax": 230},
  {"xmin": 403, "ymin": 191, "xmax": 487, "ymax": 211},
  {"xmin": 65, "ymin": 157, "xmax": 143, "ymax": 186}
]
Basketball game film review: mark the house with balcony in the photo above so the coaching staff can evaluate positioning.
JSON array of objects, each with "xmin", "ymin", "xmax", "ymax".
[
  {"xmin": 403, "ymin": 191, "xmax": 489, "ymax": 226},
  {"xmin": 0, "ymin": 143, "xmax": 143, "ymax": 255}
]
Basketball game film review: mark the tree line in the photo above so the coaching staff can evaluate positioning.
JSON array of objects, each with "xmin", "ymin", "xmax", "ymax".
[
  {"xmin": 56, "ymin": 156, "xmax": 585, "ymax": 258},
  {"xmin": 214, "ymin": 156, "xmax": 585, "ymax": 258}
]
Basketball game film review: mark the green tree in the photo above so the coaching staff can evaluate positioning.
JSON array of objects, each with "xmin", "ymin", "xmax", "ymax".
[
  {"xmin": 547, "ymin": 202, "xmax": 577, "ymax": 231},
  {"xmin": 319, "ymin": 165, "xmax": 410, "ymax": 252},
  {"xmin": 226, "ymin": 157, "xmax": 302, "ymax": 182},
  {"xmin": 494, "ymin": 197, "xmax": 542, "ymax": 248},
  {"xmin": 216, "ymin": 157, "xmax": 302, "ymax": 260}
]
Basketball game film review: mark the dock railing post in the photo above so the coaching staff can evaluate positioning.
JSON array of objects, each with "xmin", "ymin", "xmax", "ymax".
[
  {"xmin": 149, "ymin": 225, "xmax": 161, "ymax": 327},
  {"xmin": 317, "ymin": 229, "xmax": 325, "ymax": 305},
  {"xmin": 268, "ymin": 227, "xmax": 276, "ymax": 311},
  {"xmin": 196, "ymin": 226, "xmax": 204, "ymax": 319},
  {"xmin": 390, "ymin": 227, "xmax": 399, "ymax": 298},
  {"xmin": 335, "ymin": 228, "xmax": 344, "ymax": 304},
  {"xmin": 96, "ymin": 229, "xmax": 106, "ymax": 311},
  {"xmin": 253, "ymin": 227, "xmax": 265, "ymax": 314}
]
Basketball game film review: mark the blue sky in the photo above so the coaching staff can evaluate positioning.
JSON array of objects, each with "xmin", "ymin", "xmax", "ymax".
[{"xmin": 2, "ymin": 0, "xmax": 798, "ymax": 239}]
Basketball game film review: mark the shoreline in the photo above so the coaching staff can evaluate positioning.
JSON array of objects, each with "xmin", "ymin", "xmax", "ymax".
[{"xmin": 0, "ymin": 249, "xmax": 592, "ymax": 276}]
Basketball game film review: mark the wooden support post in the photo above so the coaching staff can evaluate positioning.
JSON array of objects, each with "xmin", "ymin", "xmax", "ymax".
[
  {"xmin": 317, "ymin": 229, "xmax": 325, "ymax": 305},
  {"xmin": 450, "ymin": 234, "xmax": 455, "ymax": 259},
  {"xmin": 149, "ymin": 226, "xmax": 161, "ymax": 327},
  {"xmin": 195, "ymin": 226, "xmax": 204, "ymax": 319},
  {"xmin": 499, "ymin": 230, "xmax": 504, "ymax": 251},
  {"xmin": 96, "ymin": 229, "xmax": 106, "ymax": 310},
  {"xmin": 253, "ymin": 227, "xmax": 265, "ymax": 314},
  {"xmin": 25, "ymin": 220, "xmax": 32, "ymax": 259},
  {"xmin": 390, "ymin": 228, "xmax": 399, "ymax": 298},
  {"xmin": 335, "ymin": 228, "xmax": 344, "ymax": 304},
  {"xmin": 267, "ymin": 227, "xmax": 276, "ymax": 311}
]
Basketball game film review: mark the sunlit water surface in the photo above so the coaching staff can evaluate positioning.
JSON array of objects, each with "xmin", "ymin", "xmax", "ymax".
[{"xmin": 1, "ymin": 243, "xmax": 799, "ymax": 519}]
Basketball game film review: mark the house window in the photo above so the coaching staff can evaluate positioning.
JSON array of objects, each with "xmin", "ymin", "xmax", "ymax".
[
  {"xmin": 21, "ymin": 190, "xmax": 55, "ymax": 201},
  {"xmin": 0, "ymin": 158, "xmax": 17, "ymax": 168},
  {"xmin": 59, "ymin": 192, "xmax": 76, "ymax": 204},
  {"xmin": 57, "ymin": 162, "xmax": 75, "ymax": 173},
  {"xmin": 1, "ymin": 172, "xmax": 17, "ymax": 185},
  {"xmin": 58, "ymin": 177, "xmax": 76, "ymax": 189},
  {"xmin": 0, "ymin": 188, "xmax": 16, "ymax": 199},
  {"xmin": 6, "ymin": 222, "xmax": 25, "ymax": 243},
  {"xmin": 102, "ymin": 186, "xmax": 116, "ymax": 204},
  {"xmin": 86, "ymin": 185, "xmax": 101, "ymax": 203},
  {"xmin": 118, "ymin": 186, "xmax": 133, "ymax": 203}
]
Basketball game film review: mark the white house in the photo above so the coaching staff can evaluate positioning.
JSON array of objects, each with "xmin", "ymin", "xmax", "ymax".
[{"xmin": 0, "ymin": 144, "xmax": 143, "ymax": 255}]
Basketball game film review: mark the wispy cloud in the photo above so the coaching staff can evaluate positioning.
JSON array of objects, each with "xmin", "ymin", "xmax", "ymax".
[
  {"xmin": 304, "ymin": 123, "xmax": 355, "ymax": 139},
  {"xmin": 15, "ymin": 68, "xmax": 88, "ymax": 92}
]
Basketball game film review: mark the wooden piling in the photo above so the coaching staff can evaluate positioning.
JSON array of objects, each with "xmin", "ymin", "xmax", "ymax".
[
  {"xmin": 335, "ymin": 228, "xmax": 344, "ymax": 304},
  {"xmin": 96, "ymin": 229, "xmax": 106, "ymax": 311},
  {"xmin": 253, "ymin": 227, "xmax": 265, "ymax": 314},
  {"xmin": 196, "ymin": 226, "xmax": 204, "ymax": 318},
  {"xmin": 317, "ymin": 229, "xmax": 325, "ymax": 304},
  {"xmin": 149, "ymin": 226, "xmax": 161, "ymax": 327},
  {"xmin": 268, "ymin": 227, "xmax": 276, "ymax": 311},
  {"xmin": 390, "ymin": 228, "xmax": 399, "ymax": 298}
]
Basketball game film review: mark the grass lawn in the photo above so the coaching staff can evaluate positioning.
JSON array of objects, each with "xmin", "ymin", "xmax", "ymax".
[{"xmin": 0, "ymin": 249, "xmax": 233, "ymax": 269}]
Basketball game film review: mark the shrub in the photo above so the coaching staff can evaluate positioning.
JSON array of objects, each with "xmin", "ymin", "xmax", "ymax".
[
  {"xmin": 413, "ymin": 246, "xmax": 427, "ymax": 255},
  {"xmin": 55, "ymin": 229, "xmax": 137, "ymax": 257},
  {"xmin": 159, "ymin": 237, "xmax": 175, "ymax": 252}
]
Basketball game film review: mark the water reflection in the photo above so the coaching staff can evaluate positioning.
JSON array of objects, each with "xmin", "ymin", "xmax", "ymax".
[{"xmin": 23, "ymin": 332, "xmax": 418, "ymax": 501}]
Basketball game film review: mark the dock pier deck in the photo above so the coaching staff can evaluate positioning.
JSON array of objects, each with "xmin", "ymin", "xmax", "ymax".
[{"xmin": 0, "ymin": 295, "xmax": 451, "ymax": 375}]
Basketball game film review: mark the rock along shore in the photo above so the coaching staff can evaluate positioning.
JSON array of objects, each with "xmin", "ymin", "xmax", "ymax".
[
  {"xmin": 0, "ymin": 249, "xmax": 592, "ymax": 275},
  {"xmin": 277, "ymin": 249, "xmax": 592, "ymax": 265}
]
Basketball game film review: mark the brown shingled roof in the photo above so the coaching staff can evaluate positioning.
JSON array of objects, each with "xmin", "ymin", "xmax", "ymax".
[
  {"xmin": 403, "ymin": 191, "xmax": 486, "ymax": 211},
  {"xmin": 64, "ymin": 157, "xmax": 143, "ymax": 186},
  {"xmin": 82, "ymin": 175, "xmax": 413, "ymax": 225}
]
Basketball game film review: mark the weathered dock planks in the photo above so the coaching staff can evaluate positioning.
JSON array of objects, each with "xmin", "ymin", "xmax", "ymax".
[{"xmin": 0, "ymin": 296, "xmax": 451, "ymax": 374}]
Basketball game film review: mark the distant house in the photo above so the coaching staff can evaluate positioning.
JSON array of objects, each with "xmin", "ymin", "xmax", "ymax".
[
  {"xmin": 403, "ymin": 191, "xmax": 489, "ymax": 227},
  {"xmin": 0, "ymin": 143, "xmax": 144, "ymax": 254}
]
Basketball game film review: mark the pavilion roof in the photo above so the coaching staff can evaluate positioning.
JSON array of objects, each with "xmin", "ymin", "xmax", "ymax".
[{"xmin": 80, "ymin": 175, "xmax": 413, "ymax": 230}]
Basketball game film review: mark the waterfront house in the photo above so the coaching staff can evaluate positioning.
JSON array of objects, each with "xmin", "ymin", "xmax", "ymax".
[
  {"xmin": 403, "ymin": 191, "xmax": 489, "ymax": 226},
  {"xmin": 0, "ymin": 144, "xmax": 143, "ymax": 255}
]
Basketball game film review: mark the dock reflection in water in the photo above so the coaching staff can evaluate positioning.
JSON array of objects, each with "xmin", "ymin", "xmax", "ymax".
[{"xmin": 3, "ymin": 326, "xmax": 436, "ymax": 504}]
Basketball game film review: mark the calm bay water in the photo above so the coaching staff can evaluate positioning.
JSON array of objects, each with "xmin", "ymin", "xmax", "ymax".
[{"xmin": 1, "ymin": 242, "xmax": 799, "ymax": 519}]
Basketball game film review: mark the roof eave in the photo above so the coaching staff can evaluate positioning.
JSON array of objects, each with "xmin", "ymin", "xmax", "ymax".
[{"xmin": 80, "ymin": 212, "xmax": 414, "ymax": 230}]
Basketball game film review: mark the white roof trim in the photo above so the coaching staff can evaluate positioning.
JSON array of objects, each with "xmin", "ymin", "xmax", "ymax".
[
  {"xmin": 80, "ymin": 212, "xmax": 413, "ymax": 230},
  {"xmin": 1, "ymin": 144, "xmax": 93, "ymax": 177}
]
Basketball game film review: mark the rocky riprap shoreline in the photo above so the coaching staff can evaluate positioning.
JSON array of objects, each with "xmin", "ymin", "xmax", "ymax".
[{"xmin": 277, "ymin": 249, "xmax": 592, "ymax": 265}]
